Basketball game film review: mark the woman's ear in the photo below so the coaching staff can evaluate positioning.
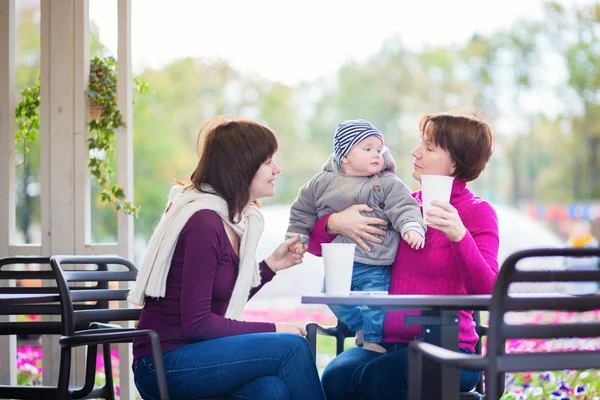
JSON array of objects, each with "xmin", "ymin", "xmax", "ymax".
[{"xmin": 451, "ymin": 163, "xmax": 456, "ymax": 175}]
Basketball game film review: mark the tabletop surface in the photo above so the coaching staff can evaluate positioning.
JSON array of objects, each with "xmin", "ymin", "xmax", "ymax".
[
  {"xmin": 0, "ymin": 293, "xmax": 61, "ymax": 304},
  {"xmin": 302, "ymin": 293, "xmax": 492, "ymax": 310},
  {"xmin": 302, "ymin": 292, "xmax": 571, "ymax": 311}
]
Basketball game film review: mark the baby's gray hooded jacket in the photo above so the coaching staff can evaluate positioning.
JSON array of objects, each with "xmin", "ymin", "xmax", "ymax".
[{"xmin": 286, "ymin": 150, "xmax": 426, "ymax": 265}]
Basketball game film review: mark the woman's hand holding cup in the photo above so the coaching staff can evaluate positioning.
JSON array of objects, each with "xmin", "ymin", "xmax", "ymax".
[{"xmin": 424, "ymin": 200, "xmax": 466, "ymax": 242}]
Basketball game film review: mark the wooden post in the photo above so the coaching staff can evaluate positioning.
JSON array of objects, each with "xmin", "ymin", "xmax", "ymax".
[
  {"xmin": 74, "ymin": 0, "xmax": 91, "ymax": 256},
  {"xmin": 40, "ymin": 0, "xmax": 89, "ymax": 387},
  {"xmin": 117, "ymin": 1, "xmax": 136, "ymax": 398},
  {"xmin": 5, "ymin": 0, "xmax": 136, "ymax": 396},
  {"xmin": 0, "ymin": 0, "xmax": 17, "ymax": 386}
]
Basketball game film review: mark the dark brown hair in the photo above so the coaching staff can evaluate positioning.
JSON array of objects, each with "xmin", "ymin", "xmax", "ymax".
[
  {"xmin": 419, "ymin": 110, "xmax": 493, "ymax": 182},
  {"xmin": 190, "ymin": 116, "xmax": 278, "ymax": 222}
]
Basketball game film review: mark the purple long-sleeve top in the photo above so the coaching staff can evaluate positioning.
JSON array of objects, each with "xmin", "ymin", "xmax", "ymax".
[
  {"xmin": 308, "ymin": 179, "xmax": 499, "ymax": 352},
  {"xmin": 133, "ymin": 209, "xmax": 276, "ymax": 362}
]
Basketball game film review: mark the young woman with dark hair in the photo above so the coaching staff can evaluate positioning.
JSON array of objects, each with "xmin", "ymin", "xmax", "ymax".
[{"xmin": 129, "ymin": 117, "xmax": 326, "ymax": 400}]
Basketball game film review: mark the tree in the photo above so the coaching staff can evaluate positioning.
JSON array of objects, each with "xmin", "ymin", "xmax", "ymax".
[{"xmin": 543, "ymin": 1, "xmax": 600, "ymax": 200}]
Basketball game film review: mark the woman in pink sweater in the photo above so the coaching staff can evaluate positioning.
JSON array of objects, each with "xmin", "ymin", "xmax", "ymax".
[{"xmin": 308, "ymin": 110, "xmax": 499, "ymax": 400}]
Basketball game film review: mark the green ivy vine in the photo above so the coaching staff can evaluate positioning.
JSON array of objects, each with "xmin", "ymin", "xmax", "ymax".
[
  {"xmin": 14, "ymin": 56, "xmax": 148, "ymax": 218},
  {"xmin": 88, "ymin": 56, "xmax": 143, "ymax": 217}
]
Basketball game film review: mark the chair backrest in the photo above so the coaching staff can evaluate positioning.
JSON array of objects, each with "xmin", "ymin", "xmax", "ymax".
[
  {"xmin": 50, "ymin": 255, "xmax": 141, "ymax": 336},
  {"xmin": 487, "ymin": 247, "xmax": 600, "ymax": 374},
  {"xmin": 0, "ymin": 256, "xmax": 63, "ymax": 334}
]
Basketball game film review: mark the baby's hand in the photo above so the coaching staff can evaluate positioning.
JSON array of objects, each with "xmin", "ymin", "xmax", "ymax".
[
  {"xmin": 404, "ymin": 231, "xmax": 425, "ymax": 249},
  {"xmin": 291, "ymin": 241, "xmax": 307, "ymax": 255}
]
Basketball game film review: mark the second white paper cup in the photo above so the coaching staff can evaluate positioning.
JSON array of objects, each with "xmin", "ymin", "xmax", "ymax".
[
  {"xmin": 421, "ymin": 175, "xmax": 454, "ymax": 225},
  {"xmin": 322, "ymin": 243, "xmax": 355, "ymax": 295}
]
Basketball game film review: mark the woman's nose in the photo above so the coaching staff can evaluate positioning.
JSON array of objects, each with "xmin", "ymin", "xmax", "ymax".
[{"xmin": 411, "ymin": 146, "xmax": 420, "ymax": 158}]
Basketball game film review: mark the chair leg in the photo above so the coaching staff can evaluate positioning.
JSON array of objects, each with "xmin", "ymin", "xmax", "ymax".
[
  {"xmin": 71, "ymin": 343, "xmax": 117, "ymax": 400},
  {"xmin": 476, "ymin": 372, "xmax": 484, "ymax": 395},
  {"xmin": 408, "ymin": 345, "xmax": 422, "ymax": 400},
  {"xmin": 102, "ymin": 343, "xmax": 116, "ymax": 400},
  {"xmin": 335, "ymin": 330, "xmax": 345, "ymax": 355},
  {"xmin": 487, "ymin": 372, "xmax": 505, "ymax": 400},
  {"xmin": 497, "ymin": 373, "xmax": 506, "ymax": 399},
  {"xmin": 72, "ymin": 344, "xmax": 99, "ymax": 399},
  {"xmin": 484, "ymin": 371, "xmax": 499, "ymax": 400},
  {"xmin": 147, "ymin": 330, "xmax": 170, "ymax": 400},
  {"xmin": 306, "ymin": 323, "xmax": 318, "ymax": 359},
  {"xmin": 57, "ymin": 346, "xmax": 72, "ymax": 400}
]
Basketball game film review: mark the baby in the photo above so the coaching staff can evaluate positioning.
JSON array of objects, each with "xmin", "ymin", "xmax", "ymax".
[{"xmin": 286, "ymin": 119, "xmax": 426, "ymax": 353}]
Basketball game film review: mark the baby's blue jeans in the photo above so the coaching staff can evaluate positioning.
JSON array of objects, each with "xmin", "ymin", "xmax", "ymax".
[{"xmin": 327, "ymin": 262, "xmax": 391, "ymax": 344}]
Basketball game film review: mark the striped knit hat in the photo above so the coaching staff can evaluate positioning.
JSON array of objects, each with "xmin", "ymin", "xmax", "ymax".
[{"xmin": 333, "ymin": 119, "xmax": 385, "ymax": 165}]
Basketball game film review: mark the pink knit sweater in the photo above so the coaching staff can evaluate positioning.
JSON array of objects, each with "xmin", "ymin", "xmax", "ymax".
[{"xmin": 308, "ymin": 179, "xmax": 499, "ymax": 352}]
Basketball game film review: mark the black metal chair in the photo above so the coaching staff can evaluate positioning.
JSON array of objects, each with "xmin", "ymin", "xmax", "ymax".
[
  {"xmin": 50, "ymin": 255, "xmax": 170, "ymax": 400},
  {"xmin": 0, "ymin": 256, "xmax": 57, "ymax": 336},
  {"xmin": 306, "ymin": 310, "xmax": 496, "ymax": 399},
  {"xmin": 0, "ymin": 256, "xmax": 111, "ymax": 399},
  {"xmin": 460, "ymin": 311, "xmax": 504, "ymax": 399},
  {"xmin": 409, "ymin": 247, "xmax": 600, "ymax": 400}
]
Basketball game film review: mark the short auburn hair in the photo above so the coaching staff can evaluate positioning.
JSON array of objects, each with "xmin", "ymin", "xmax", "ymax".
[
  {"xmin": 190, "ymin": 116, "xmax": 278, "ymax": 222},
  {"xmin": 419, "ymin": 110, "xmax": 493, "ymax": 182}
]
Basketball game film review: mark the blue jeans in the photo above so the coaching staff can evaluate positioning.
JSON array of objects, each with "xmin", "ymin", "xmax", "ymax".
[
  {"xmin": 321, "ymin": 343, "xmax": 480, "ymax": 400},
  {"xmin": 327, "ymin": 262, "xmax": 390, "ymax": 343},
  {"xmin": 133, "ymin": 332, "xmax": 326, "ymax": 400}
]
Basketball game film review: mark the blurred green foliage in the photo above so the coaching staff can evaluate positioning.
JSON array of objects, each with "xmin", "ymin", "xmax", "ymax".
[{"xmin": 12, "ymin": 2, "xmax": 600, "ymax": 244}]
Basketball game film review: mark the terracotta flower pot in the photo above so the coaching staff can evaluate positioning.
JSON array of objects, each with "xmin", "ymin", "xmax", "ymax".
[{"xmin": 89, "ymin": 102, "xmax": 103, "ymax": 121}]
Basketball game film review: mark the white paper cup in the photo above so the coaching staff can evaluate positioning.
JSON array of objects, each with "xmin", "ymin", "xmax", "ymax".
[
  {"xmin": 322, "ymin": 243, "xmax": 355, "ymax": 295},
  {"xmin": 421, "ymin": 175, "xmax": 454, "ymax": 225}
]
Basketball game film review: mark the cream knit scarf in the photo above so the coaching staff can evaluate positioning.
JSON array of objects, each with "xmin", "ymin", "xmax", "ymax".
[{"xmin": 127, "ymin": 183, "xmax": 264, "ymax": 320}]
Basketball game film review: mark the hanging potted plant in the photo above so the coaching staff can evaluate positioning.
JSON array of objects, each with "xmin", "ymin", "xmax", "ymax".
[
  {"xmin": 87, "ymin": 56, "xmax": 140, "ymax": 217},
  {"xmin": 88, "ymin": 63, "xmax": 105, "ymax": 121},
  {"xmin": 15, "ymin": 56, "xmax": 147, "ymax": 217}
]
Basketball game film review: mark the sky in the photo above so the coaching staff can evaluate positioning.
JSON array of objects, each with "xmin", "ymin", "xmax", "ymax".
[{"xmin": 89, "ymin": 0, "xmax": 548, "ymax": 85}]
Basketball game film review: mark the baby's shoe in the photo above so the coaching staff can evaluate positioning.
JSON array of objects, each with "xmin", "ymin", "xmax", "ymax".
[
  {"xmin": 364, "ymin": 342, "xmax": 387, "ymax": 354},
  {"xmin": 354, "ymin": 330, "xmax": 364, "ymax": 347}
]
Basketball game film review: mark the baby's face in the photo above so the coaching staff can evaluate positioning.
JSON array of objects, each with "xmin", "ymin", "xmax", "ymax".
[{"xmin": 341, "ymin": 136, "xmax": 385, "ymax": 177}]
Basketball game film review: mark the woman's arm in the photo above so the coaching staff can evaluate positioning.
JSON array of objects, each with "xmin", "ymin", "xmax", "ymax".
[
  {"xmin": 451, "ymin": 202, "xmax": 499, "ymax": 294},
  {"xmin": 180, "ymin": 211, "xmax": 275, "ymax": 340},
  {"xmin": 248, "ymin": 260, "xmax": 276, "ymax": 299},
  {"xmin": 424, "ymin": 200, "xmax": 499, "ymax": 294},
  {"xmin": 307, "ymin": 215, "xmax": 335, "ymax": 256},
  {"xmin": 307, "ymin": 205, "xmax": 388, "ymax": 255}
]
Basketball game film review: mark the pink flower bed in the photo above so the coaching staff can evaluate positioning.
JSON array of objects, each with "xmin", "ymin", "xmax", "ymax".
[
  {"xmin": 242, "ymin": 307, "xmax": 337, "ymax": 325},
  {"xmin": 13, "ymin": 345, "xmax": 120, "ymax": 397},
  {"xmin": 485, "ymin": 310, "xmax": 600, "ymax": 399}
]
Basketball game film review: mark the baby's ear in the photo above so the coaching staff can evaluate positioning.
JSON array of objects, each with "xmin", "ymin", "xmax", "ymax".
[{"xmin": 341, "ymin": 156, "xmax": 349, "ymax": 164}]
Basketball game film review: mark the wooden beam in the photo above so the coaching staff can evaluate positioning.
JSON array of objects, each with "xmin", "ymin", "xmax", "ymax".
[
  {"xmin": 8, "ymin": 244, "xmax": 43, "ymax": 256},
  {"xmin": 117, "ymin": 0, "xmax": 134, "ymax": 261},
  {"xmin": 40, "ymin": 0, "xmax": 61, "ymax": 387},
  {"xmin": 0, "ymin": 0, "xmax": 17, "ymax": 387},
  {"xmin": 74, "ymin": 0, "xmax": 91, "ymax": 254},
  {"xmin": 41, "ymin": 0, "xmax": 90, "ymax": 387},
  {"xmin": 117, "ymin": 2, "xmax": 136, "ymax": 398},
  {"xmin": 0, "ymin": 0, "xmax": 16, "ymax": 256}
]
